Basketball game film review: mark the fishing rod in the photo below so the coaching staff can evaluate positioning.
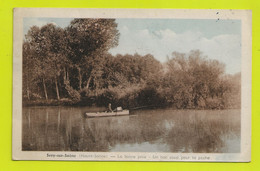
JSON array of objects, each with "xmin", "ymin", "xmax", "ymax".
[{"xmin": 129, "ymin": 105, "xmax": 165, "ymax": 110}]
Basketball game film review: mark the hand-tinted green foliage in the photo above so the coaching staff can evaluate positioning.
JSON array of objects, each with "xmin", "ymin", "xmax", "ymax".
[{"xmin": 23, "ymin": 21, "xmax": 240, "ymax": 109}]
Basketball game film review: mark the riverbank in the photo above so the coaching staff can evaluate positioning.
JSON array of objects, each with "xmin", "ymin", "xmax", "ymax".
[
  {"xmin": 23, "ymin": 98, "xmax": 240, "ymax": 110},
  {"xmin": 23, "ymin": 99, "xmax": 79, "ymax": 107}
]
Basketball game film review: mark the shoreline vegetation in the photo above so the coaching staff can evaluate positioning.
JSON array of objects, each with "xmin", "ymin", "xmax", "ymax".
[{"xmin": 23, "ymin": 19, "xmax": 241, "ymax": 110}]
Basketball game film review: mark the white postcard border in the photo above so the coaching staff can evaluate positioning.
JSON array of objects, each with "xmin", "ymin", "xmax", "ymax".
[{"xmin": 12, "ymin": 8, "xmax": 252, "ymax": 162}]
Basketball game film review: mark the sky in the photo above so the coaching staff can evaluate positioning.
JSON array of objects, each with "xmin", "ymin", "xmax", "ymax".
[{"xmin": 24, "ymin": 18, "xmax": 241, "ymax": 74}]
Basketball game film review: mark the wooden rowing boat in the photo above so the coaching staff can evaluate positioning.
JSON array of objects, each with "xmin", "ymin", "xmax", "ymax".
[{"xmin": 85, "ymin": 110, "xmax": 129, "ymax": 118}]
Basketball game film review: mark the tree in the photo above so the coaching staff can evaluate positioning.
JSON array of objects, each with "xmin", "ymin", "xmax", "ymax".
[
  {"xmin": 24, "ymin": 24, "xmax": 67, "ymax": 100},
  {"xmin": 139, "ymin": 54, "xmax": 163, "ymax": 87},
  {"xmin": 188, "ymin": 50, "xmax": 225, "ymax": 107},
  {"xmin": 164, "ymin": 50, "xmax": 226, "ymax": 108},
  {"xmin": 22, "ymin": 41, "xmax": 33, "ymax": 100},
  {"xmin": 24, "ymin": 25, "xmax": 50, "ymax": 100},
  {"xmin": 65, "ymin": 19, "xmax": 120, "ymax": 92}
]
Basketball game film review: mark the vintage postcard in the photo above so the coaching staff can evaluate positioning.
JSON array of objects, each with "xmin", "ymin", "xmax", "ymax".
[{"xmin": 13, "ymin": 8, "xmax": 251, "ymax": 162}]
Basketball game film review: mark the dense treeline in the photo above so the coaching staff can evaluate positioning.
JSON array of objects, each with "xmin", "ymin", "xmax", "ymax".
[{"xmin": 23, "ymin": 19, "xmax": 240, "ymax": 109}]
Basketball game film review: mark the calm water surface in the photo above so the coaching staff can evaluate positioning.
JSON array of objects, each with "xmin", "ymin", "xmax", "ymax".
[{"xmin": 22, "ymin": 107, "xmax": 240, "ymax": 153}]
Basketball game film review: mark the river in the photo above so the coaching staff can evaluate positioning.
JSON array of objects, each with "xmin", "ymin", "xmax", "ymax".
[{"xmin": 22, "ymin": 107, "xmax": 240, "ymax": 153}]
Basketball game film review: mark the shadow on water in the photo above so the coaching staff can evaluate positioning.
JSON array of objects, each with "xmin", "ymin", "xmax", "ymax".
[{"xmin": 22, "ymin": 107, "xmax": 240, "ymax": 153}]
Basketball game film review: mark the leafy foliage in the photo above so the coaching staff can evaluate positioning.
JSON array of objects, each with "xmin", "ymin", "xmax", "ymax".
[{"xmin": 23, "ymin": 21, "xmax": 240, "ymax": 109}]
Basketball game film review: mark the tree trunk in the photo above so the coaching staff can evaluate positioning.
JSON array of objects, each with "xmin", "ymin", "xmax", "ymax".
[
  {"xmin": 78, "ymin": 67, "xmax": 82, "ymax": 91},
  {"xmin": 55, "ymin": 76, "xmax": 60, "ymax": 100},
  {"xmin": 63, "ymin": 67, "xmax": 66, "ymax": 80},
  {"xmin": 26, "ymin": 79, "xmax": 30, "ymax": 100},
  {"xmin": 86, "ymin": 74, "xmax": 92, "ymax": 90},
  {"xmin": 63, "ymin": 67, "xmax": 70, "ymax": 85},
  {"xmin": 43, "ymin": 77, "xmax": 48, "ymax": 100},
  {"xmin": 26, "ymin": 56, "xmax": 30, "ymax": 100},
  {"xmin": 67, "ymin": 69, "xmax": 69, "ymax": 82}
]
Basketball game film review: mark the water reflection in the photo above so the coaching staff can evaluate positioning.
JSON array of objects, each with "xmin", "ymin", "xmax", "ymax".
[{"xmin": 22, "ymin": 107, "xmax": 240, "ymax": 153}]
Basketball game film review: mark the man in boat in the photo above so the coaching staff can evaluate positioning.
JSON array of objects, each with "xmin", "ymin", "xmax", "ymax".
[{"xmin": 108, "ymin": 103, "xmax": 113, "ymax": 112}]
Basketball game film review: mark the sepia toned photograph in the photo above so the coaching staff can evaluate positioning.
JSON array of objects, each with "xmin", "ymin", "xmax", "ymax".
[{"xmin": 13, "ymin": 8, "xmax": 251, "ymax": 161}]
